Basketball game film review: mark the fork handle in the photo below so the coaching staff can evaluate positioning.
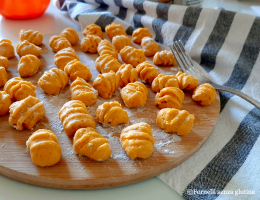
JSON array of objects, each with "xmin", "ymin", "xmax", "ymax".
[{"xmin": 209, "ymin": 82, "xmax": 260, "ymax": 109}]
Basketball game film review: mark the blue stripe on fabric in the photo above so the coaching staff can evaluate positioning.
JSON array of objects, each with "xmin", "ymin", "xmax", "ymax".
[
  {"xmin": 59, "ymin": 0, "xmax": 68, "ymax": 11},
  {"xmin": 95, "ymin": 0, "xmax": 108, "ymax": 6},
  {"xmin": 219, "ymin": 17, "xmax": 260, "ymax": 112},
  {"xmin": 68, "ymin": 2, "xmax": 78, "ymax": 16},
  {"xmin": 114, "ymin": 0, "xmax": 128, "ymax": 20},
  {"xmin": 200, "ymin": 10, "xmax": 236, "ymax": 73},
  {"xmin": 133, "ymin": 0, "xmax": 146, "ymax": 28},
  {"xmin": 152, "ymin": 3, "xmax": 170, "ymax": 44},
  {"xmin": 75, "ymin": 1, "xmax": 109, "ymax": 21},
  {"xmin": 95, "ymin": 13, "xmax": 116, "ymax": 32},
  {"xmin": 173, "ymin": 7, "xmax": 202, "ymax": 45},
  {"xmin": 126, "ymin": 26, "xmax": 135, "ymax": 35},
  {"xmin": 183, "ymin": 107, "xmax": 260, "ymax": 200},
  {"xmin": 224, "ymin": 17, "xmax": 260, "ymax": 90}
]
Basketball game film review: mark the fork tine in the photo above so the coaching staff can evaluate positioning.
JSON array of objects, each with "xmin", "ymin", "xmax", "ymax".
[
  {"xmin": 173, "ymin": 41, "xmax": 191, "ymax": 71},
  {"xmin": 172, "ymin": 42, "xmax": 190, "ymax": 71},
  {"xmin": 170, "ymin": 43, "xmax": 186, "ymax": 72},
  {"xmin": 177, "ymin": 41, "xmax": 194, "ymax": 68},
  {"xmin": 178, "ymin": 40, "xmax": 205, "ymax": 77}
]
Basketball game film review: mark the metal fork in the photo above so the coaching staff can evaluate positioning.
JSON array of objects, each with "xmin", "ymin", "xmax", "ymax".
[{"xmin": 170, "ymin": 40, "xmax": 260, "ymax": 109}]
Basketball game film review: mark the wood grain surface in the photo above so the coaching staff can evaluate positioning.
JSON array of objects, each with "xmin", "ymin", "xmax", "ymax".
[{"xmin": 0, "ymin": 33, "xmax": 220, "ymax": 189}]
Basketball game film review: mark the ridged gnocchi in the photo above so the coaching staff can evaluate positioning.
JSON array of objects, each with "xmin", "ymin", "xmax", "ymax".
[
  {"xmin": 18, "ymin": 55, "xmax": 41, "ymax": 77},
  {"xmin": 155, "ymin": 87, "xmax": 184, "ymax": 109},
  {"xmin": 0, "ymin": 91, "xmax": 11, "ymax": 116},
  {"xmin": 121, "ymin": 122, "xmax": 155, "ymax": 159},
  {"xmin": 176, "ymin": 71, "xmax": 198, "ymax": 91},
  {"xmin": 153, "ymin": 50, "xmax": 177, "ymax": 66},
  {"xmin": 81, "ymin": 35, "xmax": 102, "ymax": 54},
  {"xmin": 4, "ymin": 77, "xmax": 36, "ymax": 101},
  {"xmin": 58, "ymin": 100, "xmax": 95, "ymax": 136},
  {"xmin": 0, "ymin": 67, "xmax": 8, "ymax": 87},
  {"xmin": 93, "ymin": 71, "xmax": 120, "ymax": 99},
  {"xmin": 83, "ymin": 24, "xmax": 103, "ymax": 39},
  {"xmin": 0, "ymin": 39, "xmax": 15, "ymax": 59},
  {"xmin": 64, "ymin": 59, "xmax": 92, "ymax": 82},
  {"xmin": 70, "ymin": 77, "xmax": 98, "ymax": 107},
  {"xmin": 112, "ymin": 35, "xmax": 132, "ymax": 52},
  {"xmin": 97, "ymin": 39, "xmax": 118, "ymax": 59},
  {"xmin": 192, "ymin": 83, "xmax": 217, "ymax": 105},
  {"xmin": 0, "ymin": 56, "xmax": 9, "ymax": 70},
  {"xmin": 19, "ymin": 29, "xmax": 43, "ymax": 46},
  {"xmin": 27, "ymin": 129, "xmax": 62, "ymax": 167},
  {"xmin": 151, "ymin": 74, "xmax": 179, "ymax": 93},
  {"xmin": 16, "ymin": 40, "xmax": 42, "ymax": 57},
  {"xmin": 60, "ymin": 27, "xmax": 79, "ymax": 46},
  {"xmin": 120, "ymin": 46, "xmax": 146, "ymax": 68},
  {"xmin": 105, "ymin": 23, "xmax": 127, "ymax": 40},
  {"xmin": 49, "ymin": 35, "xmax": 71, "ymax": 52},
  {"xmin": 157, "ymin": 108, "xmax": 195, "ymax": 135},
  {"xmin": 73, "ymin": 127, "xmax": 112, "ymax": 161},
  {"xmin": 136, "ymin": 61, "xmax": 159, "ymax": 84},
  {"xmin": 96, "ymin": 101, "xmax": 129, "ymax": 126},
  {"xmin": 121, "ymin": 82, "xmax": 148, "ymax": 108},
  {"xmin": 95, "ymin": 54, "xmax": 121, "ymax": 73},
  {"xmin": 141, "ymin": 37, "xmax": 158, "ymax": 57},
  {"xmin": 116, "ymin": 64, "xmax": 138, "ymax": 88},
  {"xmin": 38, "ymin": 68, "xmax": 69, "ymax": 95},
  {"xmin": 9, "ymin": 96, "xmax": 46, "ymax": 130},
  {"xmin": 54, "ymin": 47, "xmax": 80, "ymax": 71},
  {"xmin": 132, "ymin": 28, "xmax": 152, "ymax": 44}
]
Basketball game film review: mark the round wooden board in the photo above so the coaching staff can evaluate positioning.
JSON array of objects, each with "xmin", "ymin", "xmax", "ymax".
[{"xmin": 0, "ymin": 33, "xmax": 220, "ymax": 189}]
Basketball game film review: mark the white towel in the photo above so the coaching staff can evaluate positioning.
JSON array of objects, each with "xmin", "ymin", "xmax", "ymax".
[{"xmin": 54, "ymin": 0, "xmax": 260, "ymax": 199}]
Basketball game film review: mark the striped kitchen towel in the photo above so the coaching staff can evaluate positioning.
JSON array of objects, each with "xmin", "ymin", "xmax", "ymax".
[{"xmin": 54, "ymin": 0, "xmax": 260, "ymax": 199}]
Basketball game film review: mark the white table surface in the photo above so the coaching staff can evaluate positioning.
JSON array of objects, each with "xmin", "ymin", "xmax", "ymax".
[{"xmin": 0, "ymin": 1, "xmax": 259, "ymax": 200}]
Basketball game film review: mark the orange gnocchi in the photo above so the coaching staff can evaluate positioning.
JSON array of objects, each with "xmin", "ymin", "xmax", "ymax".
[
  {"xmin": 60, "ymin": 27, "xmax": 79, "ymax": 46},
  {"xmin": 132, "ymin": 28, "xmax": 152, "ymax": 44},
  {"xmin": 116, "ymin": 64, "xmax": 138, "ymax": 88},
  {"xmin": 93, "ymin": 71, "xmax": 120, "ymax": 99},
  {"xmin": 121, "ymin": 122, "xmax": 155, "ymax": 159},
  {"xmin": 70, "ymin": 77, "xmax": 98, "ymax": 107},
  {"xmin": 112, "ymin": 35, "xmax": 132, "ymax": 52},
  {"xmin": 83, "ymin": 24, "xmax": 103, "ymax": 39},
  {"xmin": 120, "ymin": 46, "xmax": 146, "ymax": 68},
  {"xmin": 20, "ymin": 29, "xmax": 43, "ymax": 45},
  {"xmin": 96, "ymin": 101, "xmax": 129, "ymax": 126},
  {"xmin": 49, "ymin": 35, "xmax": 71, "ymax": 52},
  {"xmin": 95, "ymin": 54, "xmax": 121, "ymax": 73},
  {"xmin": 121, "ymin": 82, "xmax": 148, "ymax": 108},
  {"xmin": 151, "ymin": 74, "xmax": 179, "ymax": 93},
  {"xmin": 155, "ymin": 87, "xmax": 184, "ymax": 109},
  {"xmin": 73, "ymin": 128, "xmax": 112, "ymax": 161},
  {"xmin": 153, "ymin": 50, "xmax": 177, "ymax": 66},
  {"xmin": 192, "ymin": 83, "xmax": 217, "ymax": 105},
  {"xmin": 58, "ymin": 100, "xmax": 95, "ymax": 136},
  {"xmin": 157, "ymin": 108, "xmax": 195, "ymax": 135},
  {"xmin": 97, "ymin": 39, "xmax": 118, "ymax": 60},
  {"xmin": 0, "ymin": 39, "xmax": 15, "ymax": 58},
  {"xmin": 136, "ymin": 61, "xmax": 159, "ymax": 84},
  {"xmin": 16, "ymin": 40, "xmax": 41, "ymax": 57},
  {"xmin": 81, "ymin": 35, "xmax": 102, "ymax": 54},
  {"xmin": 105, "ymin": 23, "xmax": 127, "ymax": 40},
  {"xmin": 141, "ymin": 37, "xmax": 158, "ymax": 57},
  {"xmin": 54, "ymin": 47, "xmax": 79, "ymax": 71},
  {"xmin": 9, "ymin": 96, "xmax": 46, "ymax": 130}
]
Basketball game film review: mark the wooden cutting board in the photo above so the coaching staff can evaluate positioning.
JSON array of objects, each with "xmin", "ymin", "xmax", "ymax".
[{"xmin": 0, "ymin": 33, "xmax": 220, "ymax": 189}]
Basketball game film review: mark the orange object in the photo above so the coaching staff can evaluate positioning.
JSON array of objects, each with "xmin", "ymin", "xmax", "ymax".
[{"xmin": 0, "ymin": 0, "xmax": 50, "ymax": 19}]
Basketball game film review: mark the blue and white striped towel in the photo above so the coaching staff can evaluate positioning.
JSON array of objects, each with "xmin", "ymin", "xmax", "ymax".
[{"xmin": 54, "ymin": 0, "xmax": 260, "ymax": 199}]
